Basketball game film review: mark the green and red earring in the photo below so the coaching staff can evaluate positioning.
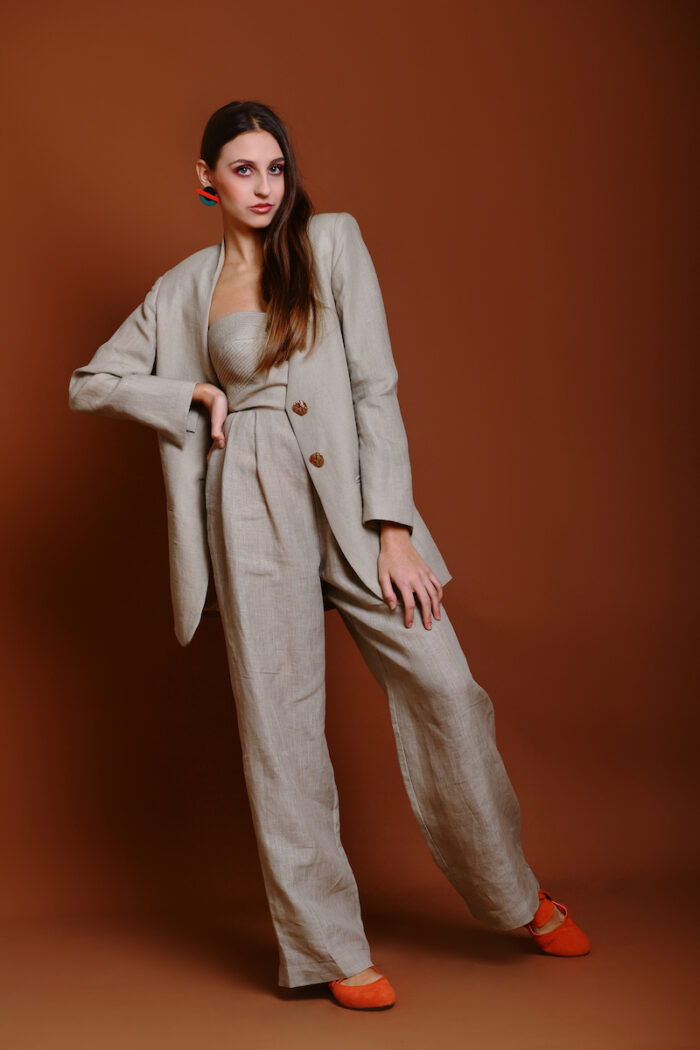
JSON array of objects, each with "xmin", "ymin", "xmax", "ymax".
[{"xmin": 197, "ymin": 185, "xmax": 220, "ymax": 206}]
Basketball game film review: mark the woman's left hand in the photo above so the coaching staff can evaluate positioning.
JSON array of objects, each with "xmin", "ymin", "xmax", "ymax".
[{"xmin": 377, "ymin": 525, "xmax": 444, "ymax": 629}]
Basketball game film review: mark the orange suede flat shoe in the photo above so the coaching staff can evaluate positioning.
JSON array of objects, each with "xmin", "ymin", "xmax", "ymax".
[
  {"xmin": 525, "ymin": 889, "xmax": 591, "ymax": 956},
  {"xmin": 328, "ymin": 965, "xmax": 396, "ymax": 1010}
]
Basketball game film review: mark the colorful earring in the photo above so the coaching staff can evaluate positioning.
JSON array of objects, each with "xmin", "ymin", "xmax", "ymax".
[{"xmin": 197, "ymin": 185, "xmax": 220, "ymax": 206}]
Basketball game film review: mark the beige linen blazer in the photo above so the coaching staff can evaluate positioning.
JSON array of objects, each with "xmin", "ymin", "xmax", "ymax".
[{"xmin": 68, "ymin": 211, "xmax": 453, "ymax": 646}]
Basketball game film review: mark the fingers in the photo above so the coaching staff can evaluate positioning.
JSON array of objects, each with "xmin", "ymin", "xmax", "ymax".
[
  {"xmin": 379, "ymin": 571, "xmax": 398, "ymax": 611},
  {"xmin": 211, "ymin": 394, "xmax": 229, "ymax": 450},
  {"xmin": 207, "ymin": 439, "xmax": 223, "ymax": 464},
  {"xmin": 413, "ymin": 581, "xmax": 434, "ymax": 630},
  {"xmin": 394, "ymin": 575, "xmax": 443, "ymax": 629},
  {"xmin": 398, "ymin": 584, "xmax": 416, "ymax": 628},
  {"xmin": 427, "ymin": 573, "xmax": 443, "ymax": 619},
  {"xmin": 399, "ymin": 581, "xmax": 433, "ymax": 629}
]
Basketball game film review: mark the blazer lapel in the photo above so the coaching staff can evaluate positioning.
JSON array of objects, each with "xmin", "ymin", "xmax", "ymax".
[{"xmin": 197, "ymin": 235, "xmax": 226, "ymax": 371}]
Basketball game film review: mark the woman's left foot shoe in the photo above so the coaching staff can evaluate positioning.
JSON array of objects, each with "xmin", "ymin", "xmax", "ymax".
[
  {"xmin": 328, "ymin": 966, "xmax": 396, "ymax": 1010},
  {"xmin": 525, "ymin": 889, "xmax": 591, "ymax": 956}
]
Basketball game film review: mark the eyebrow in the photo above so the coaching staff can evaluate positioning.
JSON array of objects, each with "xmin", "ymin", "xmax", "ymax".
[{"xmin": 229, "ymin": 156, "xmax": 285, "ymax": 165}]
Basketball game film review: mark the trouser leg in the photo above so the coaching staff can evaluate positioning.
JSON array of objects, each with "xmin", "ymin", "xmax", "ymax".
[
  {"xmin": 204, "ymin": 411, "xmax": 372, "ymax": 988},
  {"xmin": 222, "ymin": 624, "xmax": 374, "ymax": 987},
  {"xmin": 312, "ymin": 498, "xmax": 541, "ymax": 930}
]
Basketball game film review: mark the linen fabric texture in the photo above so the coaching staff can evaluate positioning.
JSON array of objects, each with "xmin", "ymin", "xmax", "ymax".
[
  {"xmin": 69, "ymin": 213, "xmax": 452, "ymax": 646},
  {"xmin": 203, "ymin": 310, "xmax": 539, "ymax": 986},
  {"xmin": 68, "ymin": 213, "xmax": 541, "ymax": 986}
]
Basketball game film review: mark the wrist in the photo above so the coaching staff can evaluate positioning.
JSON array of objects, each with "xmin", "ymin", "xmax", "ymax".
[
  {"xmin": 193, "ymin": 382, "xmax": 219, "ymax": 408},
  {"xmin": 379, "ymin": 521, "xmax": 412, "ymax": 546}
]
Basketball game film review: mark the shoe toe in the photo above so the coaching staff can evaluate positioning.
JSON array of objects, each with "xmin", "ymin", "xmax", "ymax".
[
  {"xmin": 328, "ymin": 970, "xmax": 396, "ymax": 1009},
  {"xmin": 530, "ymin": 912, "xmax": 591, "ymax": 956}
]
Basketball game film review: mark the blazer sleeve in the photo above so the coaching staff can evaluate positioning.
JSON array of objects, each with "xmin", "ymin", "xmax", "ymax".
[
  {"xmin": 68, "ymin": 274, "xmax": 199, "ymax": 450},
  {"xmin": 330, "ymin": 211, "xmax": 415, "ymax": 533}
]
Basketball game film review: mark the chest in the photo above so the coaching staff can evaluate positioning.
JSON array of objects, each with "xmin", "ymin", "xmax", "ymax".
[{"xmin": 208, "ymin": 265, "xmax": 266, "ymax": 326}]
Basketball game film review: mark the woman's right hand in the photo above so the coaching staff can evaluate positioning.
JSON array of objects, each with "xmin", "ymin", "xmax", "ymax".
[{"xmin": 193, "ymin": 383, "xmax": 229, "ymax": 464}]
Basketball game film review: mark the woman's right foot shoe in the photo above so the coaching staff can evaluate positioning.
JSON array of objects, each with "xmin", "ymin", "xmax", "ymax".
[
  {"xmin": 328, "ymin": 965, "xmax": 396, "ymax": 1010},
  {"xmin": 525, "ymin": 889, "xmax": 591, "ymax": 956}
]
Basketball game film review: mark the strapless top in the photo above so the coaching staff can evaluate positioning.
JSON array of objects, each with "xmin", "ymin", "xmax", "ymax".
[{"xmin": 207, "ymin": 311, "xmax": 288, "ymax": 412}]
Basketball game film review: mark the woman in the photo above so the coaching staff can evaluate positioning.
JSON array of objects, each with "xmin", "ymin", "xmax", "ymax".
[{"xmin": 68, "ymin": 99, "xmax": 590, "ymax": 1011}]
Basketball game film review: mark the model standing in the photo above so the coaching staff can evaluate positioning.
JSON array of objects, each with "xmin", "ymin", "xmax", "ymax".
[{"xmin": 68, "ymin": 99, "xmax": 590, "ymax": 1010}]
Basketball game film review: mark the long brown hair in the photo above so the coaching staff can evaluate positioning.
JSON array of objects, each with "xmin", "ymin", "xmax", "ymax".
[{"xmin": 200, "ymin": 100, "xmax": 328, "ymax": 375}]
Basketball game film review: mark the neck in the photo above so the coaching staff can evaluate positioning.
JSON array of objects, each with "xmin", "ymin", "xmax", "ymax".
[{"xmin": 221, "ymin": 220, "xmax": 264, "ymax": 269}]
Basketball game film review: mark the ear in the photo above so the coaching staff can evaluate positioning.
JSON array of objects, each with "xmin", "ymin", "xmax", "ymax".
[{"xmin": 194, "ymin": 158, "xmax": 213, "ymax": 189}]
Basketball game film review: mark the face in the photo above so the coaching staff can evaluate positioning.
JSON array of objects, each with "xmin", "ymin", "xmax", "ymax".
[{"xmin": 197, "ymin": 130, "xmax": 285, "ymax": 227}]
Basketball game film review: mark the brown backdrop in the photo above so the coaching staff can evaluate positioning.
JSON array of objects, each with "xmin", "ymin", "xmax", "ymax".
[{"xmin": 1, "ymin": 0, "xmax": 697, "ymax": 971}]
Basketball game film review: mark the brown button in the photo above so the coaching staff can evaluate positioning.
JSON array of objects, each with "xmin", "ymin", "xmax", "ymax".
[
  {"xmin": 309, "ymin": 452, "xmax": 324, "ymax": 467},
  {"xmin": 292, "ymin": 399, "xmax": 308, "ymax": 415}
]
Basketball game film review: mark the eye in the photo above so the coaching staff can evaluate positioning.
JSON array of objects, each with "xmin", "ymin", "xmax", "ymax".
[
  {"xmin": 234, "ymin": 165, "xmax": 251, "ymax": 175},
  {"xmin": 270, "ymin": 163, "xmax": 285, "ymax": 175}
]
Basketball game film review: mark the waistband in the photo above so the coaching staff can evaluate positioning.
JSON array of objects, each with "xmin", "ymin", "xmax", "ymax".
[
  {"xmin": 226, "ymin": 388, "xmax": 288, "ymax": 412},
  {"xmin": 228, "ymin": 404, "xmax": 287, "ymax": 412}
]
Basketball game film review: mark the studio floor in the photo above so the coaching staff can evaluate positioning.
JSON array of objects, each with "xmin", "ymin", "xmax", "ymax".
[{"xmin": 1, "ymin": 874, "xmax": 696, "ymax": 1050}]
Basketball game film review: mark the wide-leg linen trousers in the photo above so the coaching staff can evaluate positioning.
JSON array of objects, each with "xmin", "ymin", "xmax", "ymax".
[{"xmin": 205, "ymin": 404, "xmax": 541, "ymax": 988}]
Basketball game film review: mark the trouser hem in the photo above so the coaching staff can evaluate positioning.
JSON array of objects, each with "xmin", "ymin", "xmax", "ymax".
[
  {"xmin": 470, "ymin": 880, "xmax": 541, "ymax": 931},
  {"xmin": 278, "ymin": 951, "xmax": 374, "ymax": 989}
]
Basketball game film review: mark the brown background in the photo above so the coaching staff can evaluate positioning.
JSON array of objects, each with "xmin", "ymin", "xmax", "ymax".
[{"xmin": 1, "ymin": 1, "xmax": 698, "ymax": 1046}]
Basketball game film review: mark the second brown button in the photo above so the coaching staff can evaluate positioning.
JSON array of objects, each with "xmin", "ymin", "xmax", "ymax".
[
  {"xmin": 309, "ymin": 452, "xmax": 324, "ymax": 467},
  {"xmin": 292, "ymin": 400, "xmax": 308, "ymax": 415}
]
